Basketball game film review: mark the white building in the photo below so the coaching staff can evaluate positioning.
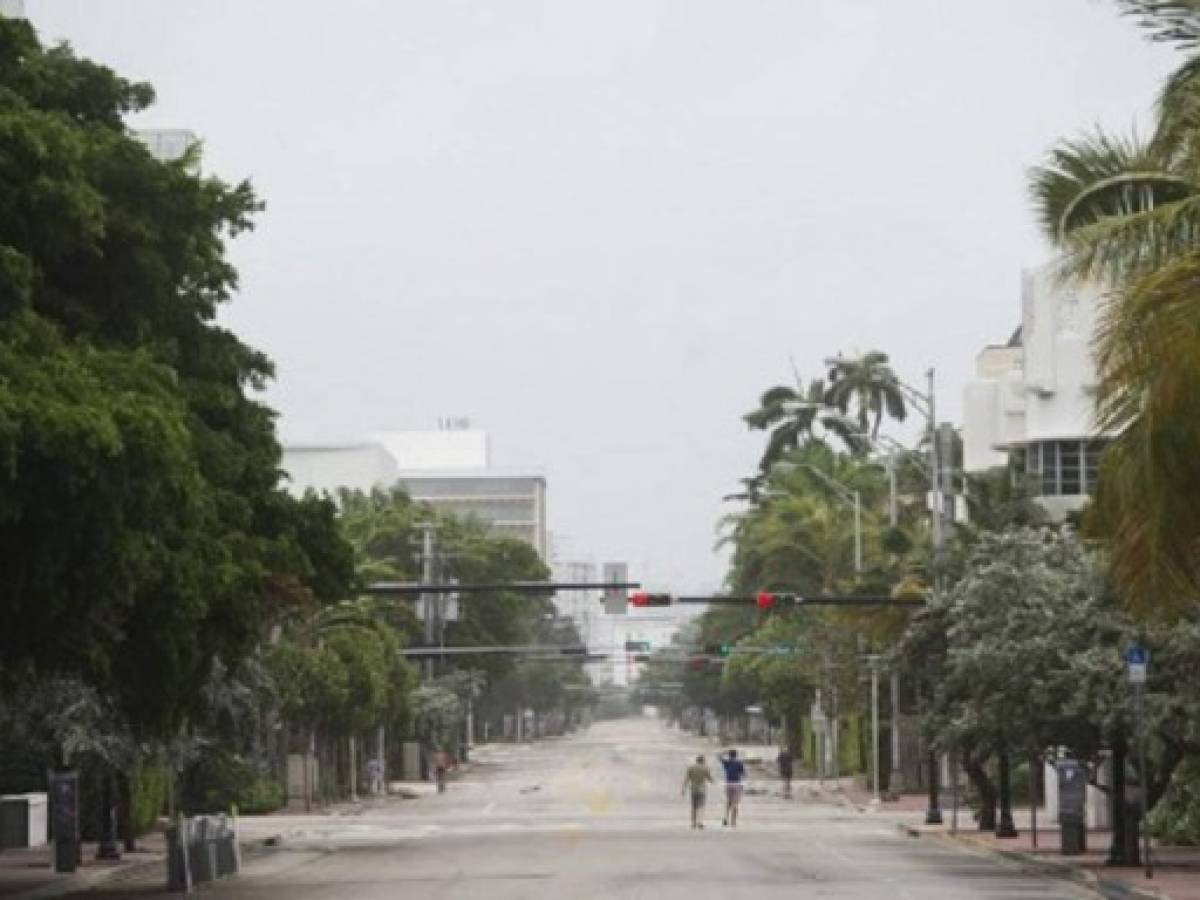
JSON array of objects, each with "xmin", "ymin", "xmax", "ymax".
[
  {"xmin": 281, "ymin": 428, "xmax": 548, "ymax": 558},
  {"xmin": 963, "ymin": 267, "xmax": 1108, "ymax": 519},
  {"xmin": 133, "ymin": 129, "xmax": 199, "ymax": 164}
]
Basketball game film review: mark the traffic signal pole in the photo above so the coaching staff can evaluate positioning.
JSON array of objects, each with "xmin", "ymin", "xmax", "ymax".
[{"xmin": 923, "ymin": 368, "xmax": 944, "ymax": 824}]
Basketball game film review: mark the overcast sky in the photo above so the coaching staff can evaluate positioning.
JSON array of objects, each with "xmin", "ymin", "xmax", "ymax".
[{"xmin": 31, "ymin": 1, "xmax": 1178, "ymax": 591}]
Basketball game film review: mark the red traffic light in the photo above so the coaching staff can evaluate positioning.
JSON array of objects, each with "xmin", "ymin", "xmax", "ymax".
[
  {"xmin": 756, "ymin": 591, "xmax": 776, "ymax": 610},
  {"xmin": 630, "ymin": 592, "xmax": 671, "ymax": 607}
]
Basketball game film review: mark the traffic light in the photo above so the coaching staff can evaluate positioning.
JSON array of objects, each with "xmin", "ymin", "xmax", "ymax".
[
  {"xmin": 630, "ymin": 592, "xmax": 672, "ymax": 608},
  {"xmin": 755, "ymin": 592, "xmax": 800, "ymax": 610}
]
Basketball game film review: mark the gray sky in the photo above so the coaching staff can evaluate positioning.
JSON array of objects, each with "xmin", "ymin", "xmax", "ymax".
[{"xmin": 32, "ymin": 1, "xmax": 1177, "ymax": 591}]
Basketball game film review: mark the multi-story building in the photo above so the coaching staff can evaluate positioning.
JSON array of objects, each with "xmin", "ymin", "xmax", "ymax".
[
  {"xmin": 281, "ymin": 427, "xmax": 548, "ymax": 558},
  {"xmin": 963, "ymin": 267, "xmax": 1108, "ymax": 520}
]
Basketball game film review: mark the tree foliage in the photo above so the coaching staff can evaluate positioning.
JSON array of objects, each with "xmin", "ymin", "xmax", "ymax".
[{"xmin": 0, "ymin": 17, "xmax": 357, "ymax": 740}]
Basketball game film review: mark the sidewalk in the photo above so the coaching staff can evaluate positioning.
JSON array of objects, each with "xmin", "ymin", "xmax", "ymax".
[
  {"xmin": 0, "ymin": 833, "xmax": 167, "ymax": 900},
  {"xmin": 817, "ymin": 780, "xmax": 1200, "ymax": 900}
]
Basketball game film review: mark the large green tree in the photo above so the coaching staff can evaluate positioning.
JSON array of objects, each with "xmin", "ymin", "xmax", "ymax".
[{"xmin": 0, "ymin": 17, "xmax": 353, "ymax": 739}]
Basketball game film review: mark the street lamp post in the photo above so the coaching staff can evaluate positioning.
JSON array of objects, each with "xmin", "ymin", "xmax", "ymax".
[
  {"xmin": 866, "ymin": 654, "xmax": 882, "ymax": 804},
  {"xmin": 900, "ymin": 368, "xmax": 945, "ymax": 826},
  {"xmin": 785, "ymin": 366, "xmax": 945, "ymax": 816},
  {"xmin": 848, "ymin": 363, "xmax": 943, "ymax": 824}
]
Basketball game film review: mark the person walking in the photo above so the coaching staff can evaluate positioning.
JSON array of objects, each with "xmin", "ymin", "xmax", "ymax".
[
  {"xmin": 777, "ymin": 747, "xmax": 795, "ymax": 799},
  {"xmin": 681, "ymin": 755, "xmax": 714, "ymax": 829},
  {"xmin": 432, "ymin": 748, "xmax": 453, "ymax": 794},
  {"xmin": 721, "ymin": 748, "xmax": 746, "ymax": 827}
]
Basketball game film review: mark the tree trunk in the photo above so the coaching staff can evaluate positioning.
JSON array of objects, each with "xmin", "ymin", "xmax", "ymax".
[
  {"xmin": 965, "ymin": 756, "xmax": 997, "ymax": 831},
  {"xmin": 118, "ymin": 772, "xmax": 136, "ymax": 852},
  {"xmin": 96, "ymin": 773, "xmax": 121, "ymax": 860},
  {"xmin": 304, "ymin": 729, "xmax": 314, "ymax": 812},
  {"xmin": 996, "ymin": 750, "xmax": 1018, "ymax": 838}
]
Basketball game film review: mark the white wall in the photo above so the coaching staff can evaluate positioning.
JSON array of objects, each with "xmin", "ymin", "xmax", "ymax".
[
  {"xmin": 961, "ymin": 266, "xmax": 1106, "ymax": 479},
  {"xmin": 963, "ymin": 348, "xmax": 1024, "ymax": 473},
  {"xmin": 281, "ymin": 443, "xmax": 398, "ymax": 497},
  {"xmin": 374, "ymin": 430, "xmax": 490, "ymax": 470},
  {"xmin": 1022, "ymin": 269, "xmax": 1104, "ymax": 443}
]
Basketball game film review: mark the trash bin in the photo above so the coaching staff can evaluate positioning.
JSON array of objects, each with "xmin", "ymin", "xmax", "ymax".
[
  {"xmin": 190, "ymin": 816, "xmax": 219, "ymax": 884},
  {"xmin": 213, "ymin": 815, "xmax": 238, "ymax": 877},
  {"xmin": 1055, "ymin": 759, "xmax": 1087, "ymax": 855}
]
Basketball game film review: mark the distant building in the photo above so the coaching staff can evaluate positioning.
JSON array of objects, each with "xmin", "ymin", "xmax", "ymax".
[
  {"xmin": 281, "ymin": 427, "xmax": 547, "ymax": 558},
  {"xmin": 133, "ymin": 129, "xmax": 199, "ymax": 164},
  {"xmin": 962, "ymin": 267, "xmax": 1109, "ymax": 520}
]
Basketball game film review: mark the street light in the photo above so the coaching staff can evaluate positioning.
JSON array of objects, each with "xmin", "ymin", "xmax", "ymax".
[
  {"xmin": 864, "ymin": 654, "xmax": 883, "ymax": 805},
  {"xmin": 824, "ymin": 360, "xmax": 945, "ymax": 823}
]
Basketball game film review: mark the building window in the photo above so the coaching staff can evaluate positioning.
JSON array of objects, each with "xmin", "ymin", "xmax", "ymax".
[
  {"xmin": 1025, "ymin": 439, "xmax": 1108, "ymax": 497},
  {"xmin": 1041, "ymin": 441, "xmax": 1059, "ymax": 496},
  {"xmin": 1084, "ymin": 441, "xmax": 1104, "ymax": 492},
  {"xmin": 1060, "ymin": 442, "xmax": 1081, "ymax": 495}
]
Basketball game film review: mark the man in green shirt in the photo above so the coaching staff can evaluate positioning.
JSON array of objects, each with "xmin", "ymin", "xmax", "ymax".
[{"xmin": 681, "ymin": 755, "xmax": 714, "ymax": 829}]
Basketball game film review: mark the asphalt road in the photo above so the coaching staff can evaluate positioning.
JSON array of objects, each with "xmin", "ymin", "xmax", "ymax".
[{"xmin": 92, "ymin": 717, "xmax": 1096, "ymax": 899}]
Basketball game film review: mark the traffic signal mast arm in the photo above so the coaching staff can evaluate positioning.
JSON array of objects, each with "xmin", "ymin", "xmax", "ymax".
[
  {"xmin": 364, "ymin": 581, "xmax": 641, "ymax": 595},
  {"xmin": 675, "ymin": 593, "xmax": 926, "ymax": 607}
]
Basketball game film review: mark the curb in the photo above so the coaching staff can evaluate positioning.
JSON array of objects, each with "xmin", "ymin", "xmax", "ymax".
[
  {"xmin": 897, "ymin": 822, "xmax": 1168, "ymax": 900},
  {"xmin": 4, "ymin": 855, "xmax": 165, "ymax": 900},
  {"xmin": 4, "ymin": 835, "xmax": 284, "ymax": 900}
]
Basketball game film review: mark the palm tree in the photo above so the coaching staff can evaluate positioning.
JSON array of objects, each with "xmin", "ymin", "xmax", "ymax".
[
  {"xmin": 743, "ymin": 377, "xmax": 870, "ymax": 472},
  {"xmin": 1029, "ymin": 6, "xmax": 1200, "ymax": 614},
  {"xmin": 825, "ymin": 351, "xmax": 907, "ymax": 439},
  {"xmin": 742, "ymin": 378, "xmax": 828, "ymax": 471}
]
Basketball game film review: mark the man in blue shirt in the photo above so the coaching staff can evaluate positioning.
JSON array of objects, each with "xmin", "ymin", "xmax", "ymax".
[{"xmin": 720, "ymin": 748, "xmax": 746, "ymax": 827}]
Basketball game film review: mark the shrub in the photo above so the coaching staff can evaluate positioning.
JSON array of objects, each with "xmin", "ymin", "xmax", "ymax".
[
  {"xmin": 129, "ymin": 762, "xmax": 170, "ymax": 834},
  {"xmin": 182, "ymin": 751, "xmax": 283, "ymax": 816},
  {"xmin": 1149, "ymin": 758, "xmax": 1200, "ymax": 846}
]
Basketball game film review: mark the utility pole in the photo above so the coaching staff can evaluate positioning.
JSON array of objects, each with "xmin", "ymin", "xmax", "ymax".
[
  {"xmin": 867, "ymin": 655, "xmax": 881, "ymax": 804},
  {"xmin": 853, "ymin": 489, "xmax": 862, "ymax": 576},
  {"xmin": 418, "ymin": 523, "xmax": 437, "ymax": 681},
  {"xmin": 924, "ymin": 368, "xmax": 944, "ymax": 825},
  {"xmin": 890, "ymin": 669, "xmax": 902, "ymax": 793},
  {"xmin": 886, "ymin": 453, "xmax": 898, "ymax": 527}
]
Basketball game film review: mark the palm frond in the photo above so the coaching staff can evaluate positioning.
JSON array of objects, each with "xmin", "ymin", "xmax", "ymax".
[
  {"xmin": 1117, "ymin": 0, "xmax": 1200, "ymax": 50},
  {"xmin": 1028, "ymin": 131, "xmax": 1184, "ymax": 244},
  {"xmin": 1054, "ymin": 191, "xmax": 1200, "ymax": 284},
  {"xmin": 743, "ymin": 385, "xmax": 801, "ymax": 429},
  {"xmin": 1153, "ymin": 54, "xmax": 1200, "ymax": 157},
  {"xmin": 1089, "ymin": 250, "xmax": 1200, "ymax": 614}
]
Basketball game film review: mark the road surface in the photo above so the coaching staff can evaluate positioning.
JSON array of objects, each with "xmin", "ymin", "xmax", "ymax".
[{"xmin": 91, "ymin": 717, "xmax": 1094, "ymax": 899}]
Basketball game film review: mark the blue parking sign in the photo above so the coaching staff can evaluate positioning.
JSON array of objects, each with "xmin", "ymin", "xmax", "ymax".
[{"xmin": 1126, "ymin": 645, "xmax": 1149, "ymax": 666}]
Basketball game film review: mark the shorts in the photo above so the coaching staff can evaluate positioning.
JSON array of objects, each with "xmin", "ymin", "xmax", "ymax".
[
  {"xmin": 690, "ymin": 791, "xmax": 706, "ymax": 809},
  {"xmin": 725, "ymin": 783, "xmax": 744, "ymax": 803}
]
